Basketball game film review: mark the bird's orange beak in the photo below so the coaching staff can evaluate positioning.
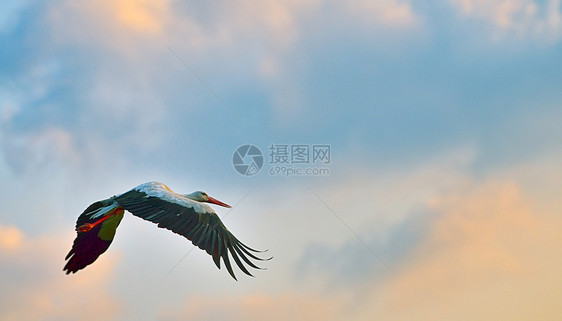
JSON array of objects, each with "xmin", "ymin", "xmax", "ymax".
[{"xmin": 207, "ymin": 196, "xmax": 232, "ymax": 208}]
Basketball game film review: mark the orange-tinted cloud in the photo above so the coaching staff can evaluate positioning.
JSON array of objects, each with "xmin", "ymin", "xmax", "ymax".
[
  {"xmin": 0, "ymin": 224, "xmax": 123, "ymax": 321},
  {"xmin": 234, "ymin": 169, "xmax": 561, "ymax": 321},
  {"xmin": 159, "ymin": 293, "xmax": 345, "ymax": 321},
  {"xmin": 371, "ymin": 179, "xmax": 562, "ymax": 320},
  {"xmin": 0, "ymin": 224, "xmax": 24, "ymax": 251},
  {"xmin": 108, "ymin": 0, "xmax": 169, "ymax": 33}
]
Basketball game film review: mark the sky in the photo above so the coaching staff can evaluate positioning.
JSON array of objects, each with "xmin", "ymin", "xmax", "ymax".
[{"xmin": 1, "ymin": 0, "xmax": 561, "ymax": 320}]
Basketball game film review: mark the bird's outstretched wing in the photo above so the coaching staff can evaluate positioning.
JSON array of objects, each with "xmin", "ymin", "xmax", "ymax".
[
  {"xmin": 63, "ymin": 199, "xmax": 124, "ymax": 274},
  {"xmin": 115, "ymin": 188, "xmax": 270, "ymax": 280}
]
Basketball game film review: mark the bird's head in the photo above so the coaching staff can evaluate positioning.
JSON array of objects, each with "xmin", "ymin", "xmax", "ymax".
[{"xmin": 186, "ymin": 191, "xmax": 232, "ymax": 208}]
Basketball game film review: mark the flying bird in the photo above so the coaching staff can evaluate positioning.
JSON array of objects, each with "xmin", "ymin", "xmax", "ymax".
[{"xmin": 64, "ymin": 181, "xmax": 269, "ymax": 280}]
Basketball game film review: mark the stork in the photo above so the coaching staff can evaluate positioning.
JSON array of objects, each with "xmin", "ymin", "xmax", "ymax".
[{"xmin": 64, "ymin": 181, "xmax": 269, "ymax": 280}]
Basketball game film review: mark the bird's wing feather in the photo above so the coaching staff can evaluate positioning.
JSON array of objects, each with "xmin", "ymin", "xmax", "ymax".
[
  {"xmin": 115, "ymin": 188, "xmax": 269, "ymax": 280},
  {"xmin": 64, "ymin": 199, "xmax": 124, "ymax": 274}
]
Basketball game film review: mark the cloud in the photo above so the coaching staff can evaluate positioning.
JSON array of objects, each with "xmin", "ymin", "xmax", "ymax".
[
  {"xmin": 38, "ymin": 0, "xmax": 419, "ymax": 128},
  {"xmin": 293, "ymin": 147, "xmax": 476, "ymax": 282},
  {"xmin": 347, "ymin": 0, "xmax": 419, "ymax": 27},
  {"xmin": 287, "ymin": 146, "xmax": 561, "ymax": 320},
  {"xmin": 450, "ymin": 0, "xmax": 562, "ymax": 41},
  {"xmin": 0, "ymin": 223, "xmax": 123, "ymax": 321},
  {"xmin": 159, "ymin": 175, "xmax": 562, "ymax": 321},
  {"xmin": 159, "ymin": 293, "xmax": 345, "ymax": 321},
  {"xmin": 0, "ymin": 224, "xmax": 24, "ymax": 251},
  {"xmin": 3, "ymin": 0, "xmax": 425, "ymax": 144},
  {"xmin": 1, "ymin": 126, "xmax": 80, "ymax": 176},
  {"xmin": 250, "ymin": 0, "xmax": 421, "ymax": 124},
  {"xmin": 1, "ymin": 142, "xmax": 559, "ymax": 320},
  {"xmin": 45, "ymin": 0, "xmax": 314, "ymax": 52},
  {"xmin": 107, "ymin": 0, "xmax": 170, "ymax": 34},
  {"xmin": 47, "ymin": 0, "xmax": 170, "ymax": 41},
  {"xmin": 367, "ymin": 179, "xmax": 562, "ymax": 320}
]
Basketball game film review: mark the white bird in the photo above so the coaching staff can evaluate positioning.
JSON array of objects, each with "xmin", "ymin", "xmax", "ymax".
[{"xmin": 64, "ymin": 181, "xmax": 269, "ymax": 280}]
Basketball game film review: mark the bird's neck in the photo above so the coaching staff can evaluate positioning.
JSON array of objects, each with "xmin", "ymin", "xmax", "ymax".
[{"xmin": 184, "ymin": 192, "xmax": 201, "ymax": 202}]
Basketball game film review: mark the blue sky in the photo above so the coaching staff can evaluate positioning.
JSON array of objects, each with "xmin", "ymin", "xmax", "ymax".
[{"xmin": 1, "ymin": 1, "xmax": 562, "ymax": 320}]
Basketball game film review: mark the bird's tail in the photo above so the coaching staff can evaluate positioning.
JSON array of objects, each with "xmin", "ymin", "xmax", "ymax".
[{"xmin": 64, "ymin": 198, "xmax": 124, "ymax": 274}]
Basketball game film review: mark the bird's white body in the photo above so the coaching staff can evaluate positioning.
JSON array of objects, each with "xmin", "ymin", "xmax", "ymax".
[{"xmin": 134, "ymin": 181, "xmax": 214, "ymax": 214}]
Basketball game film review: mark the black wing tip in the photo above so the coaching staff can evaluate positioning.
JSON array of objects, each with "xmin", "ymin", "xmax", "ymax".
[
  {"xmin": 253, "ymin": 261, "xmax": 271, "ymax": 270},
  {"xmin": 227, "ymin": 265, "xmax": 238, "ymax": 281},
  {"xmin": 240, "ymin": 243, "xmax": 269, "ymax": 253},
  {"xmin": 254, "ymin": 251, "xmax": 273, "ymax": 261},
  {"xmin": 222, "ymin": 246, "xmax": 272, "ymax": 279}
]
